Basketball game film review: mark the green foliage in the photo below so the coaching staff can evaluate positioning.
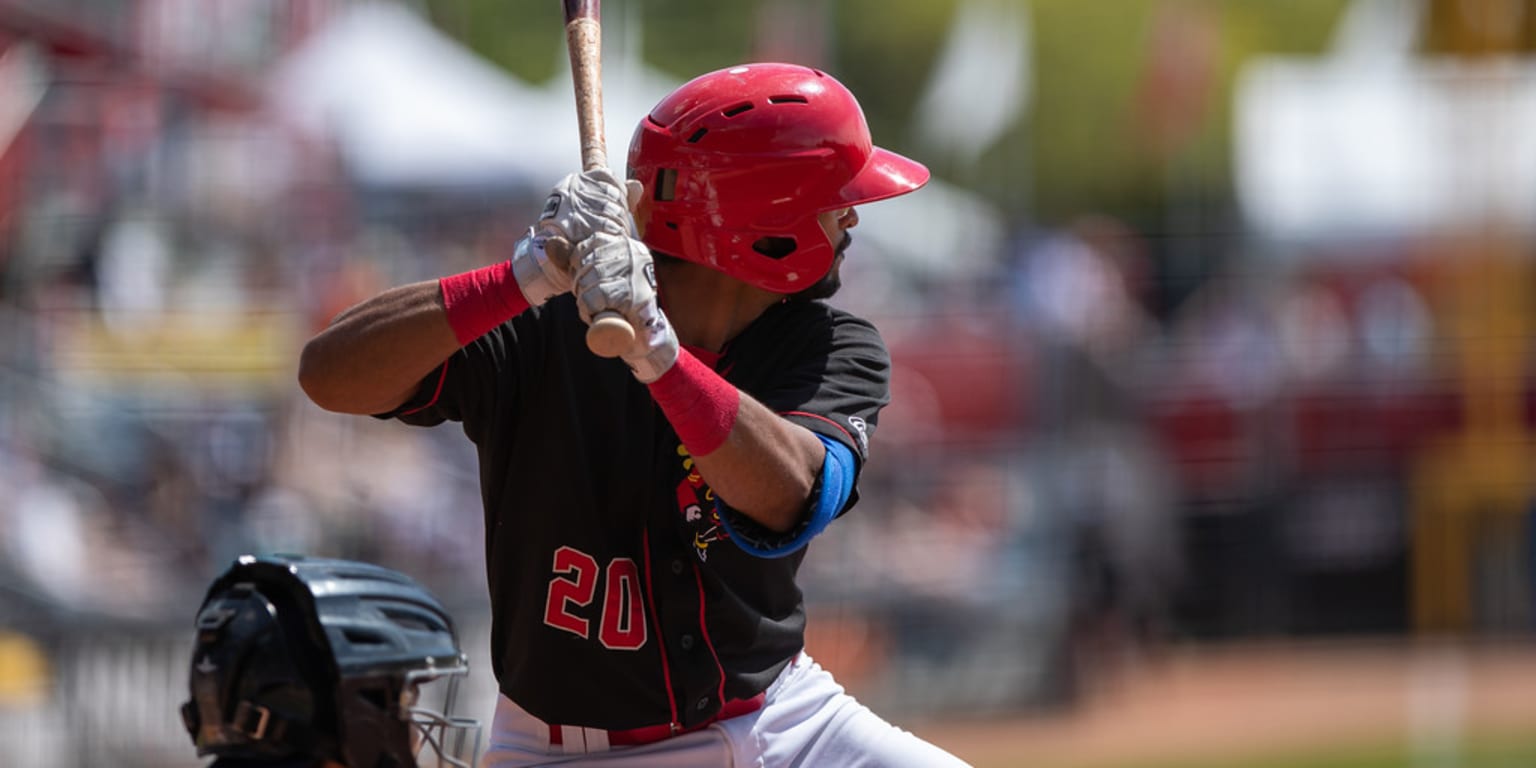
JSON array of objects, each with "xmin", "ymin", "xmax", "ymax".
[
  {"xmin": 420, "ymin": 0, "xmax": 757, "ymax": 84},
  {"xmin": 419, "ymin": 0, "xmax": 1353, "ymax": 227},
  {"xmin": 1018, "ymin": 0, "xmax": 1351, "ymax": 225},
  {"xmin": 638, "ymin": 0, "xmax": 755, "ymax": 79},
  {"xmin": 422, "ymin": 0, "xmax": 564, "ymax": 82},
  {"xmin": 831, "ymin": 0, "xmax": 959, "ymax": 159}
]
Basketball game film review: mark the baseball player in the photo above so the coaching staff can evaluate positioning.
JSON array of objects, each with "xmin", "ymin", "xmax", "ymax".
[
  {"xmin": 299, "ymin": 63, "xmax": 970, "ymax": 766},
  {"xmin": 180, "ymin": 554, "xmax": 482, "ymax": 767}
]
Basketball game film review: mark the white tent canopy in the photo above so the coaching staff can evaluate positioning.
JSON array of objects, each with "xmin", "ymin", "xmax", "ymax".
[
  {"xmin": 265, "ymin": 3, "xmax": 1002, "ymax": 282},
  {"xmin": 856, "ymin": 176, "xmax": 1006, "ymax": 283},
  {"xmin": 267, "ymin": 2, "xmax": 674, "ymax": 188},
  {"xmin": 1234, "ymin": 0, "xmax": 1536, "ymax": 247}
]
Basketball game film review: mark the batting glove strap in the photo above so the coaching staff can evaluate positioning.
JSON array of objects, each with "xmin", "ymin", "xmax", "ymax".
[
  {"xmin": 510, "ymin": 228, "xmax": 569, "ymax": 307},
  {"xmin": 623, "ymin": 300, "xmax": 680, "ymax": 383}
]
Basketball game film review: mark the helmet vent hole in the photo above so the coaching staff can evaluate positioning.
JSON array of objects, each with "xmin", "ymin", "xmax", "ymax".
[
  {"xmin": 686, "ymin": 128, "xmax": 708, "ymax": 144},
  {"xmin": 752, "ymin": 236, "xmax": 797, "ymax": 260},
  {"xmin": 768, "ymin": 95, "xmax": 808, "ymax": 104},
  {"xmin": 382, "ymin": 608, "xmax": 444, "ymax": 633},
  {"xmin": 654, "ymin": 169, "xmax": 677, "ymax": 201},
  {"xmin": 343, "ymin": 628, "xmax": 389, "ymax": 646},
  {"xmin": 665, "ymin": 222, "xmax": 678, "ymax": 230},
  {"xmin": 721, "ymin": 102, "xmax": 754, "ymax": 118}
]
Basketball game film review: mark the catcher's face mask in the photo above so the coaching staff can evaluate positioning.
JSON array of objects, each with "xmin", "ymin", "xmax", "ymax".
[
  {"xmin": 333, "ymin": 661, "xmax": 482, "ymax": 768},
  {"xmin": 400, "ymin": 664, "xmax": 482, "ymax": 768}
]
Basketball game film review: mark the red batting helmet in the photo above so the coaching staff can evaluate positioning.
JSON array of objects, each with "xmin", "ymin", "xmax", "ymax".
[{"xmin": 628, "ymin": 63, "xmax": 930, "ymax": 294}]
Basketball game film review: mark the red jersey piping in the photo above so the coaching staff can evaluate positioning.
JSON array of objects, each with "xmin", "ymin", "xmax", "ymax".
[
  {"xmin": 692, "ymin": 564, "xmax": 728, "ymax": 712},
  {"xmin": 641, "ymin": 528, "xmax": 680, "ymax": 727},
  {"xmin": 780, "ymin": 410, "xmax": 854, "ymax": 444},
  {"xmin": 399, "ymin": 362, "xmax": 450, "ymax": 416}
]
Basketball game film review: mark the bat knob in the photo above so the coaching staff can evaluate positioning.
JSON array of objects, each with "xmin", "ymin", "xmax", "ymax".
[{"xmin": 586, "ymin": 311, "xmax": 635, "ymax": 358}]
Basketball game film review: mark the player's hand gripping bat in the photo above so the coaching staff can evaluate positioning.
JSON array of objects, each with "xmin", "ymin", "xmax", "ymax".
[{"xmin": 549, "ymin": 0, "xmax": 635, "ymax": 358}]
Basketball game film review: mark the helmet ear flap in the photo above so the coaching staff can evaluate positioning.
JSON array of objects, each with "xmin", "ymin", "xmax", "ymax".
[
  {"xmin": 182, "ymin": 582, "xmax": 335, "ymax": 761},
  {"xmin": 691, "ymin": 215, "xmax": 835, "ymax": 291}
]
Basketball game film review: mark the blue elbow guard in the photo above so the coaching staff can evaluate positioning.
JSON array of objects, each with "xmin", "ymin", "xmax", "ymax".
[{"xmin": 718, "ymin": 434, "xmax": 856, "ymax": 558}]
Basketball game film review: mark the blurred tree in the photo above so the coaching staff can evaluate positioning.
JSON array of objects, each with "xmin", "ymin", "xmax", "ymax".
[
  {"xmin": 640, "ymin": 0, "xmax": 756, "ymax": 76},
  {"xmin": 1009, "ymin": 0, "xmax": 1350, "ymax": 226},
  {"xmin": 831, "ymin": 0, "xmax": 958, "ymax": 160},
  {"xmin": 1423, "ymin": 0, "xmax": 1536, "ymax": 56},
  {"xmin": 417, "ymin": 0, "xmax": 946, "ymax": 185},
  {"xmin": 423, "ymin": 0, "xmax": 564, "ymax": 82},
  {"xmin": 419, "ymin": 0, "xmax": 1351, "ymax": 234},
  {"xmin": 422, "ymin": 0, "xmax": 756, "ymax": 84}
]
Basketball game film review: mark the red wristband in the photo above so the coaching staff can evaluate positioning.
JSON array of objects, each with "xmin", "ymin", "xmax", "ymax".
[
  {"xmin": 647, "ymin": 348, "xmax": 739, "ymax": 456},
  {"xmin": 439, "ymin": 262, "xmax": 531, "ymax": 346}
]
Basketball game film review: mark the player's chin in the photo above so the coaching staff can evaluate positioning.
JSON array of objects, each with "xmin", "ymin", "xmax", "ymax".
[{"xmin": 789, "ymin": 257, "xmax": 843, "ymax": 302}]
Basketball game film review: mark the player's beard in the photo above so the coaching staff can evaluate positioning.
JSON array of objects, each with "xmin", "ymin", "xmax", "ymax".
[{"xmin": 789, "ymin": 233, "xmax": 852, "ymax": 302}]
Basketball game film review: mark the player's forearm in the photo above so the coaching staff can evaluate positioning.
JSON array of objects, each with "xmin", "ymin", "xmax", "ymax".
[
  {"xmin": 298, "ymin": 281, "xmax": 461, "ymax": 415},
  {"xmin": 643, "ymin": 347, "xmax": 822, "ymax": 532},
  {"xmin": 690, "ymin": 397, "xmax": 824, "ymax": 533}
]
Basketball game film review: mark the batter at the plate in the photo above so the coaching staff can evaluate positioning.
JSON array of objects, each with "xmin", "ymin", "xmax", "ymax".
[{"xmin": 299, "ymin": 62, "xmax": 969, "ymax": 767}]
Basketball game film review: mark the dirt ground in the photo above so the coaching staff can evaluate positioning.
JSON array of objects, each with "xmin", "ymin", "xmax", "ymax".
[{"xmin": 907, "ymin": 640, "xmax": 1536, "ymax": 768}]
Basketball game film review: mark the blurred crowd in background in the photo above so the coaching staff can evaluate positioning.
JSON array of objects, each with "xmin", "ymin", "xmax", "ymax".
[{"xmin": 1, "ymin": 0, "xmax": 1535, "ymax": 765}]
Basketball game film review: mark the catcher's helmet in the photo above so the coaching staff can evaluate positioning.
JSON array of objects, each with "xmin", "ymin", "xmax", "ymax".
[
  {"xmin": 180, "ymin": 555, "xmax": 480, "ymax": 767},
  {"xmin": 628, "ymin": 62, "xmax": 929, "ymax": 293}
]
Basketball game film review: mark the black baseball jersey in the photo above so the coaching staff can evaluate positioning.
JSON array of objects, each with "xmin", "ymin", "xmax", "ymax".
[{"xmin": 384, "ymin": 295, "xmax": 888, "ymax": 731}]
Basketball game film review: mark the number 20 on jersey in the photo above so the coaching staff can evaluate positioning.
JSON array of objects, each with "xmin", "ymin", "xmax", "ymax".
[{"xmin": 542, "ymin": 546, "xmax": 648, "ymax": 650}]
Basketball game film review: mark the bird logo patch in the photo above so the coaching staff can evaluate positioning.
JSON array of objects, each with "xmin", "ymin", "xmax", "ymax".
[{"xmin": 674, "ymin": 444, "xmax": 728, "ymax": 561}]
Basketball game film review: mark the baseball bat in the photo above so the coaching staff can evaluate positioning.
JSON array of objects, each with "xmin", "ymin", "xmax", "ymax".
[{"xmin": 561, "ymin": 0, "xmax": 635, "ymax": 358}]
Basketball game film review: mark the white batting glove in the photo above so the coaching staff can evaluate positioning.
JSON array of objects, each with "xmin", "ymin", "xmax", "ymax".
[
  {"xmin": 508, "ymin": 228, "xmax": 571, "ymax": 307},
  {"xmin": 538, "ymin": 168, "xmax": 637, "ymax": 242},
  {"xmin": 619, "ymin": 298, "xmax": 680, "ymax": 383},
  {"xmin": 572, "ymin": 232, "xmax": 679, "ymax": 382}
]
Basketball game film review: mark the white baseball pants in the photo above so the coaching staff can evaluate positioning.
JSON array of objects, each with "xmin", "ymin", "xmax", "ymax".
[{"xmin": 480, "ymin": 653, "xmax": 972, "ymax": 767}]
